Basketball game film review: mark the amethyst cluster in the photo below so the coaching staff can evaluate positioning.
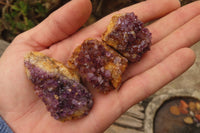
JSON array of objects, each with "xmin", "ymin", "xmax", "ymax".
[
  {"xmin": 67, "ymin": 12, "xmax": 152, "ymax": 93},
  {"xmin": 24, "ymin": 12, "xmax": 152, "ymax": 121},
  {"xmin": 68, "ymin": 39, "xmax": 128, "ymax": 93},
  {"xmin": 24, "ymin": 52, "xmax": 93, "ymax": 121},
  {"xmin": 102, "ymin": 12, "xmax": 152, "ymax": 63}
]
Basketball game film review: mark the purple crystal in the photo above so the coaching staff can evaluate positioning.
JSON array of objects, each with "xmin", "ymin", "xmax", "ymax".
[
  {"xmin": 103, "ymin": 12, "xmax": 152, "ymax": 63},
  {"xmin": 68, "ymin": 39, "xmax": 128, "ymax": 93},
  {"xmin": 24, "ymin": 52, "xmax": 93, "ymax": 121}
]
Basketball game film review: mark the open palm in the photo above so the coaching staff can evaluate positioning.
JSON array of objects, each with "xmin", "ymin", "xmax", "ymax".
[{"xmin": 0, "ymin": 0, "xmax": 200, "ymax": 132}]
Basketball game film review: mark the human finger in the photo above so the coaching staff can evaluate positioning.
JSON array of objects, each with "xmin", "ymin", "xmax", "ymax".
[
  {"xmin": 13, "ymin": 0, "xmax": 92, "ymax": 50},
  {"xmin": 124, "ymin": 15, "xmax": 200, "ymax": 80},
  {"xmin": 45, "ymin": 0, "xmax": 180, "ymax": 62},
  {"xmin": 148, "ymin": 1, "xmax": 200, "ymax": 44},
  {"xmin": 119, "ymin": 48, "xmax": 195, "ymax": 111},
  {"xmin": 78, "ymin": 0, "xmax": 181, "ymax": 39}
]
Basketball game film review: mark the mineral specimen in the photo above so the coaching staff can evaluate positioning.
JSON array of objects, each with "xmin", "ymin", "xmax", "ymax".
[
  {"xmin": 68, "ymin": 39, "xmax": 128, "ymax": 93},
  {"xmin": 102, "ymin": 12, "xmax": 152, "ymax": 63},
  {"xmin": 24, "ymin": 52, "xmax": 93, "ymax": 121}
]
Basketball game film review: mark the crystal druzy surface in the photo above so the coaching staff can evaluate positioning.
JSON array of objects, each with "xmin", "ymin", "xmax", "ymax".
[
  {"xmin": 68, "ymin": 39, "xmax": 128, "ymax": 93},
  {"xmin": 102, "ymin": 12, "xmax": 152, "ymax": 63},
  {"xmin": 24, "ymin": 52, "xmax": 93, "ymax": 121}
]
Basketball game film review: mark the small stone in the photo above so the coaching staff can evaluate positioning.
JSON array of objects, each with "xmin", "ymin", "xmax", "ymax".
[
  {"xmin": 180, "ymin": 100, "xmax": 189, "ymax": 109},
  {"xmin": 179, "ymin": 100, "xmax": 189, "ymax": 114},
  {"xmin": 102, "ymin": 12, "xmax": 151, "ymax": 63},
  {"xmin": 196, "ymin": 102, "xmax": 200, "ymax": 111},
  {"xmin": 195, "ymin": 114, "xmax": 200, "ymax": 121},
  {"xmin": 179, "ymin": 107, "xmax": 189, "ymax": 115},
  {"xmin": 189, "ymin": 111, "xmax": 195, "ymax": 117},
  {"xmin": 170, "ymin": 105, "xmax": 180, "ymax": 116},
  {"xmin": 184, "ymin": 117, "xmax": 194, "ymax": 124},
  {"xmin": 189, "ymin": 102, "xmax": 196, "ymax": 111},
  {"xmin": 24, "ymin": 52, "xmax": 93, "ymax": 121},
  {"xmin": 68, "ymin": 39, "xmax": 128, "ymax": 93}
]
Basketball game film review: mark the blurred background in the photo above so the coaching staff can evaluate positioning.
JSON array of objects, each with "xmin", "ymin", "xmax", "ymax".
[{"xmin": 0, "ymin": 0, "xmax": 197, "ymax": 42}]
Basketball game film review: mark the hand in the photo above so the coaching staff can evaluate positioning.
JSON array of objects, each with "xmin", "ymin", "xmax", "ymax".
[{"xmin": 0, "ymin": 0, "xmax": 199, "ymax": 132}]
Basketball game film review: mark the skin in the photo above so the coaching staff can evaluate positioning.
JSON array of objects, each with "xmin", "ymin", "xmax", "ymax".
[{"xmin": 0, "ymin": 0, "xmax": 199, "ymax": 132}]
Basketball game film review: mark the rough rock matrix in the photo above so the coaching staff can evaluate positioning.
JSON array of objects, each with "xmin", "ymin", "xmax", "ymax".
[
  {"xmin": 68, "ymin": 39, "xmax": 128, "ymax": 93},
  {"xmin": 24, "ymin": 52, "xmax": 93, "ymax": 121},
  {"xmin": 102, "ymin": 12, "xmax": 152, "ymax": 63}
]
